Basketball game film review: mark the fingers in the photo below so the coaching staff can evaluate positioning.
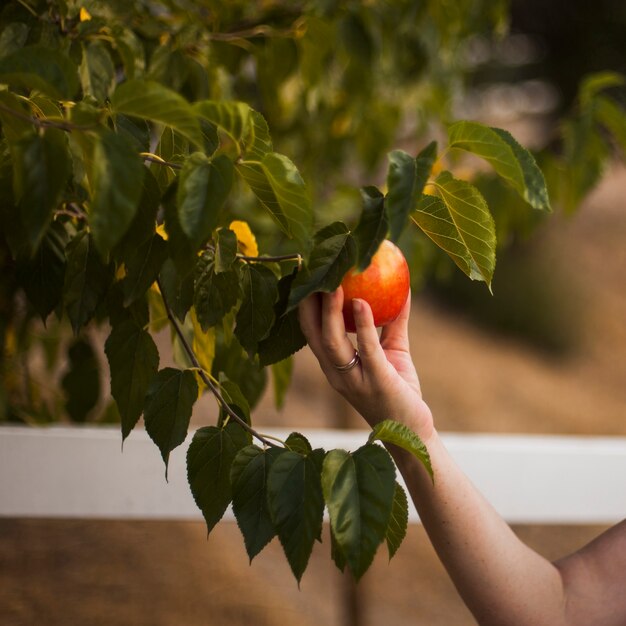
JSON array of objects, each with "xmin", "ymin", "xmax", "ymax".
[
  {"xmin": 380, "ymin": 289, "xmax": 411, "ymax": 351},
  {"xmin": 320, "ymin": 288, "xmax": 358, "ymax": 369},
  {"xmin": 352, "ymin": 298, "xmax": 388, "ymax": 378}
]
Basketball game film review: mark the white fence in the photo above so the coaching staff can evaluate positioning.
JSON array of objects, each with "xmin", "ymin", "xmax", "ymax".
[{"xmin": 1, "ymin": 425, "xmax": 626, "ymax": 524}]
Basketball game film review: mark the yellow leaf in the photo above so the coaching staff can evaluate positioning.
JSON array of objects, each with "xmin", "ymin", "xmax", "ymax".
[
  {"xmin": 115, "ymin": 264, "xmax": 126, "ymax": 280},
  {"xmin": 156, "ymin": 223, "xmax": 169, "ymax": 241},
  {"xmin": 190, "ymin": 307, "xmax": 215, "ymax": 394},
  {"xmin": 80, "ymin": 7, "xmax": 92, "ymax": 21},
  {"xmin": 229, "ymin": 220, "xmax": 258, "ymax": 257}
]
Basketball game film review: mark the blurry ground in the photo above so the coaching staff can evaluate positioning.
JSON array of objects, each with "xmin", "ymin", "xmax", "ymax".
[{"xmin": 1, "ymin": 167, "xmax": 625, "ymax": 625}]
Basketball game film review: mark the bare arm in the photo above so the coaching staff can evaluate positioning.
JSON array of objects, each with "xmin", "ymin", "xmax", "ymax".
[{"xmin": 298, "ymin": 289, "xmax": 626, "ymax": 626}]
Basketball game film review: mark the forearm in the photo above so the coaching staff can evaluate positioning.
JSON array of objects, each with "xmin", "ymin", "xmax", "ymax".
[{"xmin": 390, "ymin": 431, "xmax": 567, "ymax": 626}]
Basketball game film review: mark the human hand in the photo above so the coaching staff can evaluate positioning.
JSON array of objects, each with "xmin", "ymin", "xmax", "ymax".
[{"xmin": 298, "ymin": 287, "xmax": 434, "ymax": 443}]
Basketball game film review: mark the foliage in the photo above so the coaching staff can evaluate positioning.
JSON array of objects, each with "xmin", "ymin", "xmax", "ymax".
[{"xmin": 0, "ymin": 0, "xmax": 623, "ymax": 583}]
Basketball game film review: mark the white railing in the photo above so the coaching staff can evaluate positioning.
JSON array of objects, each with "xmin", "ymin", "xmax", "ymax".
[{"xmin": 1, "ymin": 425, "xmax": 625, "ymax": 524}]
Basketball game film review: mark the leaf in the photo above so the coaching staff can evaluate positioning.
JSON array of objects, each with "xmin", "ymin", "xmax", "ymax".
[
  {"xmin": 177, "ymin": 153, "xmax": 234, "ymax": 249},
  {"xmin": 17, "ymin": 221, "xmax": 68, "ymax": 322},
  {"xmin": 266, "ymin": 450, "xmax": 325, "ymax": 583},
  {"xmin": 234, "ymin": 263, "xmax": 279, "ymax": 355},
  {"xmin": 122, "ymin": 233, "xmax": 168, "ymax": 306},
  {"xmin": 321, "ymin": 444, "xmax": 396, "ymax": 580},
  {"xmin": 190, "ymin": 306, "xmax": 216, "ymax": 378},
  {"xmin": 285, "ymin": 432, "xmax": 313, "ymax": 455},
  {"xmin": 144, "ymin": 367, "xmax": 198, "ymax": 477},
  {"xmin": 79, "ymin": 40, "xmax": 116, "ymax": 102},
  {"xmin": 330, "ymin": 527, "xmax": 347, "ymax": 573},
  {"xmin": 271, "ymin": 357, "xmax": 293, "ymax": 410},
  {"xmin": 12, "ymin": 130, "xmax": 71, "ymax": 251},
  {"xmin": 594, "ymin": 95, "xmax": 626, "ymax": 154},
  {"xmin": 286, "ymin": 222, "xmax": 357, "ymax": 311},
  {"xmin": 112, "ymin": 79, "xmax": 204, "ymax": 149},
  {"xmin": 579, "ymin": 71, "xmax": 626, "ymax": 106},
  {"xmin": 447, "ymin": 121, "xmax": 550, "ymax": 211},
  {"xmin": 353, "ymin": 186, "xmax": 388, "ymax": 271},
  {"xmin": 187, "ymin": 423, "xmax": 250, "ymax": 534},
  {"xmin": 63, "ymin": 230, "xmax": 113, "ymax": 334},
  {"xmin": 61, "ymin": 338, "xmax": 100, "ymax": 423},
  {"xmin": 158, "ymin": 258, "xmax": 194, "ymax": 321},
  {"xmin": 385, "ymin": 482, "xmax": 409, "ymax": 559},
  {"xmin": 215, "ymin": 228, "xmax": 238, "ymax": 273},
  {"xmin": 0, "ymin": 90, "xmax": 34, "ymax": 143},
  {"xmin": 89, "ymin": 129, "xmax": 145, "ymax": 256},
  {"xmin": 414, "ymin": 171, "xmax": 496, "ymax": 289},
  {"xmin": 194, "ymin": 252, "xmax": 240, "ymax": 330},
  {"xmin": 218, "ymin": 378, "xmax": 251, "ymax": 427},
  {"xmin": 0, "ymin": 45, "xmax": 79, "ymax": 99},
  {"xmin": 368, "ymin": 419, "xmax": 433, "ymax": 479},
  {"xmin": 230, "ymin": 445, "xmax": 283, "ymax": 561},
  {"xmin": 105, "ymin": 319, "xmax": 160, "ymax": 441},
  {"xmin": 386, "ymin": 142, "xmax": 437, "ymax": 243},
  {"xmin": 229, "ymin": 220, "xmax": 258, "ymax": 257},
  {"xmin": 237, "ymin": 153, "xmax": 313, "ymax": 251}
]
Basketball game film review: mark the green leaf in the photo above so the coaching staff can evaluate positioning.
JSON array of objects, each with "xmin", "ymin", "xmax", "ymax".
[
  {"xmin": 0, "ymin": 22, "xmax": 28, "ymax": 58},
  {"xmin": 105, "ymin": 319, "xmax": 160, "ymax": 441},
  {"xmin": 12, "ymin": 130, "xmax": 71, "ymax": 251},
  {"xmin": 267, "ymin": 450, "xmax": 325, "ymax": 583},
  {"xmin": 163, "ymin": 186, "xmax": 196, "ymax": 273},
  {"xmin": 594, "ymin": 95, "xmax": 626, "ymax": 154},
  {"xmin": 579, "ymin": 71, "xmax": 626, "ymax": 106},
  {"xmin": 112, "ymin": 79, "xmax": 204, "ymax": 149},
  {"xmin": 61, "ymin": 338, "xmax": 100, "ymax": 423},
  {"xmin": 415, "ymin": 171, "xmax": 496, "ymax": 288},
  {"xmin": 234, "ymin": 263, "xmax": 279, "ymax": 355},
  {"xmin": 63, "ymin": 230, "xmax": 113, "ymax": 334},
  {"xmin": 230, "ymin": 445, "xmax": 283, "ymax": 561},
  {"xmin": 447, "ymin": 121, "xmax": 550, "ymax": 211},
  {"xmin": 237, "ymin": 153, "xmax": 313, "ymax": 251},
  {"xmin": 158, "ymin": 258, "xmax": 194, "ymax": 322},
  {"xmin": 187, "ymin": 423, "xmax": 250, "ymax": 534},
  {"xmin": 217, "ymin": 378, "xmax": 251, "ymax": 427},
  {"xmin": 0, "ymin": 90, "xmax": 34, "ymax": 143},
  {"xmin": 258, "ymin": 268, "xmax": 307, "ymax": 366},
  {"xmin": 89, "ymin": 129, "xmax": 145, "ymax": 256},
  {"xmin": 122, "ymin": 233, "xmax": 168, "ymax": 306},
  {"xmin": 79, "ymin": 40, "xmax": 116, "ymax": 102},
  {"xmin": 177, "ymin": 153, "xmax": 234, "ymax": 249},
  {"xmin": 386, "ymin": 142, "xmax": 437, "ymax": 243},
  {"xmin": 285, "ymin": 432, "xmax": 313, "ymax": 455},
  {"xmin": 322, "ymin": 444, "xmax": 396, "ymax": 580},
  {"xmin": 286, "ymin": 222, "xmax": 357, "ymax": 311},
  {"xmin": 368, "ymin": 419, "xmax": 433, "ymax": 479},
  {"xmin": 0, "ymin": 45, "xmax": 79, "ymax": 99},
  {"xmin": 386, "ymin": 482, "xmax": 409, "ymax": 559},
  {"xmin": 144, "ymin": 367, "xmax": 198, "ymax": 476},
  {"xmin": 215, "ymin": 228, "xmax": 238, "ymax": 273},
  {"xmin": 271, "ymin": 357, "xmax": 293, "ymax": 410},
  {"xmin": 353, "ymin": 186, "xmax": 388, "ymax": 271},
  {"xmin": 17, "ymin": 221, "xmax": 68, "ymax": 322},
  {"xmin": 194, "ymin": 252, "xmax": 240, "ymax": 330},
  {"xmin": 330, "ymin": 527, "xmax": 347, "ymax": 573}
]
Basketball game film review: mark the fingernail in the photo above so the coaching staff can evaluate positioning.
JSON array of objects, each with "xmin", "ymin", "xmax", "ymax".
[{"xmin": 352, "ymin": 298, "xmax": 363, "ymax": 315}]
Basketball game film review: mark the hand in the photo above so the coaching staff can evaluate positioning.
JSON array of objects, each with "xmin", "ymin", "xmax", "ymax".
[{"xmin": 298, "ymin": 287, "xmax": 434, "ymax": 442}]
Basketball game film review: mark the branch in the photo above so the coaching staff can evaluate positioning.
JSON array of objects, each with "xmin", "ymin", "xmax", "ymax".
[
  {"xmin": 0, "ymin": 102, "xmax": 98, "ymax": 133},
  {"xmin": 140, "ymin": 152, "xmax": 183, "ymax": 170},
  {"xmin": 156, "ymin": 277, "xmax": 280, "ymax": 448}
]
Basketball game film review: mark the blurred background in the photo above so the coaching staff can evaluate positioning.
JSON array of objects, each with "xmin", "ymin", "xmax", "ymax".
[{"xmin": 2, "ymin": 0, "xmax": 626, "ymax": 624}]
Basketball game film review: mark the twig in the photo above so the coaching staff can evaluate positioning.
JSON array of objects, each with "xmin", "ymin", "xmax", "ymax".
[
  {"xmin": 237, "ymin": 252, "xmax": 302, "ymax": 266},
  {"xmin": 0, "ymin": 102, "xmax": 98, "ymax": 133},
  {"xmin": 140, "ymin": 153, "xmax": 183, "ymax": 170},
  {"xmin": 156, "ymin": 277, "xmax": 280, "ymax": 448}
]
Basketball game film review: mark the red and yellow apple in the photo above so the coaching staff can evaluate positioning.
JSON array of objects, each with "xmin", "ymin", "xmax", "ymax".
[{"xmin": 341, "ymin": 239, "xmax": 410, "ymax": 333}]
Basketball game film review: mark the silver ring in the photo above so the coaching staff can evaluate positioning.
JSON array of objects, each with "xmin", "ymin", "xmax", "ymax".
[{"xmin": 334, "ymin": 350, "xmax": 360, "ymax": 372}]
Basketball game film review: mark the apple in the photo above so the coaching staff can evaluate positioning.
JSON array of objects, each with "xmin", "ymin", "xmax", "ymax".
[{"xmin": 341, "ymin": 239, "xmax": 410, "ymax": 333}]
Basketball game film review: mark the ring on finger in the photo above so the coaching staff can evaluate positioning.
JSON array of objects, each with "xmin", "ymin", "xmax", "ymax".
[{"xmin": 333, "ymin": 349, "xmax": 360, "ymax": 372}]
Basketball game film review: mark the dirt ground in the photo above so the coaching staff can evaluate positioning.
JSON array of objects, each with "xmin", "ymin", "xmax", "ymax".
[{"xmin": 1, "ymin": 166, "xmax": 625, "ymax": 625}]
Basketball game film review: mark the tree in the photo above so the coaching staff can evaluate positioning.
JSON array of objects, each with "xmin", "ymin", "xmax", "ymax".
[{"xmin": 1, "ymin": 0, "xmax": 624, "ymax": 583}]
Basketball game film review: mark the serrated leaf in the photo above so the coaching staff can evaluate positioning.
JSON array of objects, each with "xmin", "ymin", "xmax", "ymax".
[
  {"xmin": 194, "ymin": 252, "xmax": 240, "ymax": 330},
  {"xmin": 105, "ymin": 319, "xmax": 160, "ymax": 441},
  {"xmin": 187, "ymin": 423, "xmax": 250, "ymax": 534},
  {"xmin": 368, "ymin": 419, "xmax": 433, "ymax": 479},
  {"xmin": 353, "ymin": 186, "xmax": 388, "ymax": 271},
  {"xmin": 12, "ymin": 130, "xmax": 71, "ymax": 251},
  {"xmin": 121, "ymin": 233, "xmax": 168, "ymax": 306},
  {"xmin": 286, "ymin": 222, "xmax": 357, "ymax": 311},
  {"xmin": 0, "ymin": 45, "xmax": 79, "ymax": 99},
  {"xmin": 234, "ymin": 263, "xmax": 278, "ymax": 355},
  {"xmin": 112, "ymin": 80, "xmax": 204, "ymax": 149},
  {"xmin": 386, "ymin": 482, "xmax": 409, "ymax": 559},
  {"xmin": 267, "ymin": 450, "xmax": 325, "ymax": 583},
  {"xmin": 237, "ymin": 153, "xmax": 313, "ymax": 251},
  {"xmin": 386, "ymin": 142, "xmax": 437, "ymax": 243},
  {"xmin": 177, "ymin": 153, "xmax": 234, "ymax": 249},
  {"xmin": 447, "ymin": 121, "xmax": 550, "ymax": 211},
  {"xmin": 63, "ymin": 230, "xmax": 112, "ymax": 334},
  {"xmin": 231, "ymin": 445, "xmax": 283, "ymax": 561},
  {"xmin": 415, "ymin": 172, "xmax": 496, "ymax": 288},
  {"xmin": 144, "ymin": 367, "xmax": 198, "ymax": 476},
  {"xmin": 322, "ymin": 444, "xmax": 396, "ymax": 580},
  {"xmin": 89, "ymin": 129, "xmax": 145, "ymax": 256},
  {"xmin": 61, "ymin": 338, "xmax": 100, "ymax": 423},
  {"xmin": 285, "ymin": 432, "xmax": 312, "ymax": 455},
  {"xmin": 79, "ymin": 40, "xmax": 115, "ymax": 102},
  {"xmin": 215, "ymin": 228, "xmax": 238, "ymax": 272}
]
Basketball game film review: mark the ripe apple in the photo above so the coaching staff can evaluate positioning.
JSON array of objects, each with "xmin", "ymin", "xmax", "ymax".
[{"xmin": 341, "ymin": 239, "xmax": 410, "ymax": 333}]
